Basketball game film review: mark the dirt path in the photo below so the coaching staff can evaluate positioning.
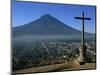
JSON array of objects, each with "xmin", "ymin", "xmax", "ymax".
[{"xmin": 13, "ymin": 62, "xmax": 96, "ymax": 74}]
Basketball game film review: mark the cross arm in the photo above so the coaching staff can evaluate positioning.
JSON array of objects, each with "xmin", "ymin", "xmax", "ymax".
[
  {"xmin": 75, "ymin": 17, "xmax": 91, "ymax": 20},
  {"xmin": 83, "ymin": 18, "xmax": 91, "ymax": 20},
  {"xmin": 75, "ymin": 17, "xmax": 83, "ymax": 19}
]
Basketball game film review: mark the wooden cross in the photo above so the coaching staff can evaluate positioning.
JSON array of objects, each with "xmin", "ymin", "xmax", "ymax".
[{"xmin": 75, "ymin": 12, "xmax": 91, "ymax": 45}]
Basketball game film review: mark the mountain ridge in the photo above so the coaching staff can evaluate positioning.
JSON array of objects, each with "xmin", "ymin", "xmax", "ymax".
[{"xmin": 13, "ymin": 14, "xmax": 95, "ymax": 41}]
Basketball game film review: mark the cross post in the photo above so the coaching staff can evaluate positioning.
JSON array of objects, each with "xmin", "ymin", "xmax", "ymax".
[
  {"xmin": 75, "ymin": 12, "xmax": 91, "ymax": 45},
  {"xmin": 74, "ymin": 12, "xmax": 91, "ymax": 65}
]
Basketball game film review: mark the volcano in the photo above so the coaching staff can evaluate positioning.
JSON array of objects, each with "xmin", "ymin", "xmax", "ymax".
[{"xmin": 13, "ymin": 14, "xmax": 95, "ymax": 41}]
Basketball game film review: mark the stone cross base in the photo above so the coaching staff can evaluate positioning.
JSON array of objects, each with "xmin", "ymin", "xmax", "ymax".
[
  {"xmin": 79, "ymin": 62, "xmax": 85, "ymax": 65},
  {"xmin": 74, "ymin": 59, "xmax": 85, "ymax": 66},
  {"xmin": 74, "ymin": 45, "xmax": 87, "ymax": 65}
]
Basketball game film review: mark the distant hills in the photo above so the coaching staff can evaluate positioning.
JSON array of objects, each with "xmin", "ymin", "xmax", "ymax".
[{"xmin": 13, "ymin": 14, "xmax": 95, "ymax": 41}]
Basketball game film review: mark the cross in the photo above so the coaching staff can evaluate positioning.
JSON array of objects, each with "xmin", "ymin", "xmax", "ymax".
[{"xmin": 75, "ymin": 12, "xmax": 91, "ymax": 46}]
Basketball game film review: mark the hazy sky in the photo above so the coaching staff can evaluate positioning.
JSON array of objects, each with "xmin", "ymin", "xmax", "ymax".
[{"xmin": 12, "ymin": 1, "xmax": 96, "ymax": 33}]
